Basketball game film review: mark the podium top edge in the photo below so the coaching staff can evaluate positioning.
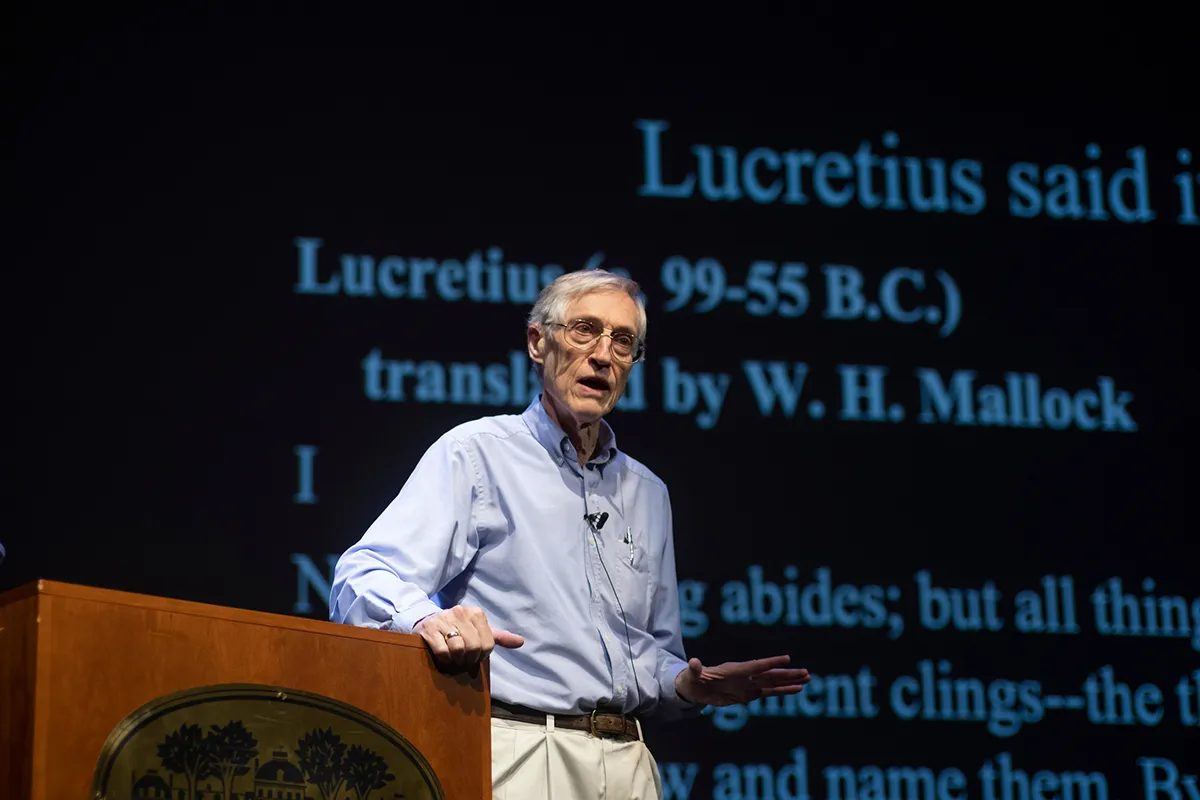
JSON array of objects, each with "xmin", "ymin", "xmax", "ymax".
[
  {"xmin": 0, "ymin": 578, "xmax": 45, "ymax": 605},
  {"xmin": 0, "ymin": 579, "xmax": 424, "ymax": 650}
]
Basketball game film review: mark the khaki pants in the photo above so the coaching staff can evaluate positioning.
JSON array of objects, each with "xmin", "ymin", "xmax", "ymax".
[{"xmin": 490, "ymin": 715, "xmax": 663, "ymax": 800}]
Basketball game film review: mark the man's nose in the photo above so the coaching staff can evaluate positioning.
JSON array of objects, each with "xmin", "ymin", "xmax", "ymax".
[{"xmin": 589, "ymin": 335, "xmax": 614, "ymax": 364}]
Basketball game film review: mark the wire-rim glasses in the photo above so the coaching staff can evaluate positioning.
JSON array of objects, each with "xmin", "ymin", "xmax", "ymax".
[{"xmin": 552, "ymin": 318, "xmax": 646, "ymax": 364}]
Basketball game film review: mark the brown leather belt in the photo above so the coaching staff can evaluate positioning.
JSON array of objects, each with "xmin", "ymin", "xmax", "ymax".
[{"xmin": 491, "ymin": 699, "xmax": 640, "ymax": 742}]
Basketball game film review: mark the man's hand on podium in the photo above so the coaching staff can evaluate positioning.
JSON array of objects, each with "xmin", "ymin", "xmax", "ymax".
[
  {"xmin": 674, "ymin": 655, "xmax": 811, "ymax": 707},
  {"xmin": 413, "ymin": 606, "xmax": 525, "ymax": 672}
]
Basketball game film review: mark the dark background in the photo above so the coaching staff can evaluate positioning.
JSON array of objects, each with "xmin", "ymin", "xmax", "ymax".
[{"xmin": 4, "ymin": 6, "xmax": 1195, "ymax": 797}]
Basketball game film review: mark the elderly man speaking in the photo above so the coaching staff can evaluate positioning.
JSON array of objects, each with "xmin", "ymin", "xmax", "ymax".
[{"xmin": 330, "ymin": 269, "xmax": 810, "ymax": 799}]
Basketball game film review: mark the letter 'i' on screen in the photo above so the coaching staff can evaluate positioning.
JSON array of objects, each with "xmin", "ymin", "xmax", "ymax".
[{"xmin": 1176, "ymin": 149, "xmax": 1198, "ymax": 225}]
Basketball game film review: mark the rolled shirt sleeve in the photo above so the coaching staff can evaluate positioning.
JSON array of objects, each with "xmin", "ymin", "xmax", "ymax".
[{"xmin": 330, "ymin": 433, "xmax": 481, "ymax": 633}]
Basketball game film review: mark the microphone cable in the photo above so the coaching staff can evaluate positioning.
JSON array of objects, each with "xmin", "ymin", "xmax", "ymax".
[{"xmin": 587, "ymin": 515, "xmax": 644, "ymax": 714}]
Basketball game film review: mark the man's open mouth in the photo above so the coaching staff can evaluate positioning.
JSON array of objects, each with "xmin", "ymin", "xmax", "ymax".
[{"xmin": 579, "ymin": 377, "xmax": 610, "ymax": 391}]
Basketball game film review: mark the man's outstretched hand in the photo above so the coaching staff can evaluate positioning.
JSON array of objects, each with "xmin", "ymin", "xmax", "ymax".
[
  {"xmin": 412, "ymin": 605, "xmax": 524, "ymax": 673},
  {"xmin": 675, "ymin": 655, "xmax": 811, "ymax": 707}
]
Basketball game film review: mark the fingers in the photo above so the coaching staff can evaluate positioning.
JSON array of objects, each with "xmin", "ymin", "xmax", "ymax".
[
  {"xmin": 752, "ymin": 667, "xmax": 811, "ymax": 698},
  {"xmin": 444, "ymin": 624, "xmax": 468, "ymax": 664},
  {"xmin": 461, "ymin": 610, "xmax": 492, "ymax": 663},
  {"xmin": 413, "ymin": 614, "xmax": 455, "ymax": 667},
  {"xmin": 414, "ymin": 607, "xmax": 523, "ymax": 672},
  {"xmin": 741, "ymin": 655, "xmax": 792, "ymax": 673},
  {"xmin": 449, "ymin": 607, "xmax": 488, "ymax": 666},
  {"xmin": 412, "ymin": 609, "xmax": 471, "ymax": 669},
  {"xmin": 725, "ymin": 655, "xmax": 802, "ymax": 678},
  {"xmin": 753, "ymin": 668, "xmax": 812, "ymax": 687}
]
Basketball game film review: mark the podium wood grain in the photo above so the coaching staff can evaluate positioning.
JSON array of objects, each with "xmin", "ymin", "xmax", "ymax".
[{"xmin": 0, "ymin": 580, "xmax": 491, "ymax": 799}]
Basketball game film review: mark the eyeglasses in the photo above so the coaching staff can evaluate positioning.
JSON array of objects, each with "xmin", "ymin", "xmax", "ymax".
[{"xmin": 552, "ymin": 318, "xmax": 646, "ymax": 364}]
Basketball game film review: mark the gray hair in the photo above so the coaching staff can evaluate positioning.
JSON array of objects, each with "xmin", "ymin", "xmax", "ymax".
[{"xmin": 527, "ymin": 269, "xmax": 647, "ymax": 341}]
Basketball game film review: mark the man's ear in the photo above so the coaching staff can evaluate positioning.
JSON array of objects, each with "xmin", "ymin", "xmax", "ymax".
[{"xmin": 527, "ymin": 324, "xmax": 546, "ymax": 366}]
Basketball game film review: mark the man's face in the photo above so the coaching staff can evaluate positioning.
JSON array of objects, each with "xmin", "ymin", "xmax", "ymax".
[{"xmin": 528, "ymin": 290, "xmax": 640, "ymax": 426}]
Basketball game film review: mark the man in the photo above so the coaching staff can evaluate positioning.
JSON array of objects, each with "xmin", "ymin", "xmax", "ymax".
[{"xmin": 330, "ymin": 269, "xmax": 810, "ymax": 799}]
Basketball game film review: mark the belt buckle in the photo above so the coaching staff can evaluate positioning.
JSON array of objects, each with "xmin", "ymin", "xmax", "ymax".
[{"xmin": 589, "ymin": 709, "xmax": 599, "ymax": 737}]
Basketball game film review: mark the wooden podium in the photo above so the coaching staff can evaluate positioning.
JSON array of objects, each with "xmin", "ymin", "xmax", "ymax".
[{"xmin": 0, "ymin": 580, "xmax": 491, "ymax": 799}]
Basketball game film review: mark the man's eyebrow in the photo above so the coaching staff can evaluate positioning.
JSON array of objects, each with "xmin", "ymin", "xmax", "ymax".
[{"xmin": 575, "ymin": 315, "xmax": 637, "ymax": 335}]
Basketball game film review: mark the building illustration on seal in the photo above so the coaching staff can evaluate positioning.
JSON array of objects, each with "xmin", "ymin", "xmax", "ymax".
[
  {"xmin": 110, "ymin": 709, "xmax": 427, "ymax": 800},
  {"xmin": 93, "ymin": 685, "xmax": 440, "ymax": 800}
]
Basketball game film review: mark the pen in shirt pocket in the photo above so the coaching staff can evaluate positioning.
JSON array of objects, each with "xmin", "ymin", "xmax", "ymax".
[{"xmin": 624, "ymin": 527, "xmax": 635, "ymax": 565}]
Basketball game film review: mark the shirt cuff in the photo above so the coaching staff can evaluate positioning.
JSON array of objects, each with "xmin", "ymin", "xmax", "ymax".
[
  {"xmin": 671, "ymin": 662, "xmax": 699, "ymax": 705},
  {"xmin": 659, "ymin": 658, "xmax": 699, "ymax": 709},
  {"xmin": 391, "ymin": 599, "xmax": 444, "ymax": 633}
]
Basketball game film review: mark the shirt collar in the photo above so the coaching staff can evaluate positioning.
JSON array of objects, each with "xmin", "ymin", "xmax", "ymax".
[{"xmin": 522, "ymin": 394, "xmax": 619, "ymax": 468}]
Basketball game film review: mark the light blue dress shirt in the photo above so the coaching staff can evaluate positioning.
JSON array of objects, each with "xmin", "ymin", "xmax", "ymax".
[{"xmin": 329, "ymin": 396, "xmax": 695, "ymax": 719}]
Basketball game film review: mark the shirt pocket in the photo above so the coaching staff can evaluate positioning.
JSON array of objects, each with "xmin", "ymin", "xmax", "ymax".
[{"xmin": 609, "ymin": 527, "xmax": 653, "ymax": 624}]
